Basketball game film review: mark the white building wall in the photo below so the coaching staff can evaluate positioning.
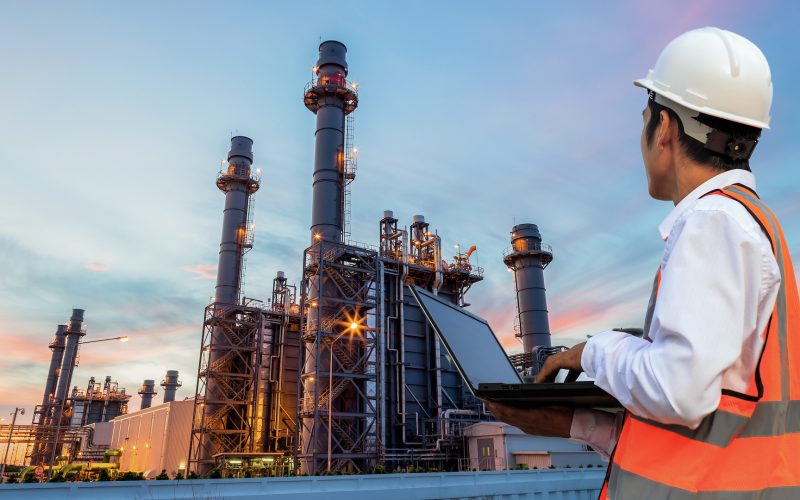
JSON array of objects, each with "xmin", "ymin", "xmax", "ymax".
[{"xmin": 109, "ymin": 399, "xmax": 193, "ymax": 478}]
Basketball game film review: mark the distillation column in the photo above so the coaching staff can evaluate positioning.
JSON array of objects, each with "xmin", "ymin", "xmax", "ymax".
[
  {"xmin": 138, "ymin": 380, "xmax": 157, "ymax": 410},
  {"xmin": 161, "ymin": 370, "xmax": 181, "ymax": 403},
  {"xmin": 503, "ymin": 224, "xmax": 553, "ymax": 354},
  {"xmin": 190, "ymin": 136, "xmax": 261, "ymax": 474}
]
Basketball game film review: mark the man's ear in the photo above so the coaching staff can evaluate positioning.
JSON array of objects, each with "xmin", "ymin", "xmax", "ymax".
[{"xmin": 657, "ymin": 109, "xmax": 677, "ymax": 150}]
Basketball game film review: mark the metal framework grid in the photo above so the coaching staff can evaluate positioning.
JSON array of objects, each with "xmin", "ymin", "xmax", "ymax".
[
  {"xmin": 298, "ymin": 240, "xmax": 382, "ymax": 474},
  {"xmin": 188, "ymin": 302, "xmax": 264, "ymax": 473}
]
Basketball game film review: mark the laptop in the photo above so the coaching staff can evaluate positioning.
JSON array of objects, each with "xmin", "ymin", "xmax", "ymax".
[{"xmin": 408, "ymin": 285, "xmax": 620, "ymax": 409}]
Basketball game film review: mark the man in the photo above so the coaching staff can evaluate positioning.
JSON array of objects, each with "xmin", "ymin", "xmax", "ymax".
[{"xmin": 486, "ymin": 27, "xmax": 800, "ymax": 498}]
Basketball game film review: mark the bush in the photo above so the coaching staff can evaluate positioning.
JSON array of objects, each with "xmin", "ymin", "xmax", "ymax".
[
  {"xmin": 371, "ymin": 465, "xmax": 386, "ymax": 475},
  {"xmin": 207, "ymin": 469, "xmax": 222, "ymax": 479},
  {"xmin": 548, "ymin": 465, "xmax": 556, "ymax": 469},
  {"xmin": 117, "ymin": 471, "xmax": 144, "ymax": 481},
  {"xmin": 173, "ymin": 471, "xmax": 183, "ymax": 480},
  {"xmin": 188, "ymin": 471, "xmax": 199, "ymax": 479},
  {"xmin": 23, "ymin": 472, "xmax": 38, "ymax": 483},
  {"xmin": 98, "ymin": 469, "xmax": 111, "ymax": 482},
  {"xmin": 156, "ymin": 469, "xmax": 170, "ymax": 480},
  {"xmin": 6, "ymin": 473, "xmax": 18, "ymax": 484}
]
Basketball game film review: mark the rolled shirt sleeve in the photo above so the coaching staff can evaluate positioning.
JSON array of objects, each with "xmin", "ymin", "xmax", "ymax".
[{"xmin": 581, "ymin": 208, "xmax": 765, "ymax": 428}]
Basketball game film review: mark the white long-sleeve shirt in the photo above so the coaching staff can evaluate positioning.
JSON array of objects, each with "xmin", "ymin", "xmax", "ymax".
[{"xmin": 570, "ymin": 169, "xmax": 781, "ymax": 458}]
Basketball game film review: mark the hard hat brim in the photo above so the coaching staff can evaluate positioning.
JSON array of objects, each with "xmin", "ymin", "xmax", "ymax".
[{"xmin": 634, "ymin": 78, "xmax": 770, "ymax": 130}]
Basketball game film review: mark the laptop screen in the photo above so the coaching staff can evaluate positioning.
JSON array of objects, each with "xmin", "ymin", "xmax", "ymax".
[{"xmin": 410, "ymin": 286, "xmax": 522, "ymax": 391}]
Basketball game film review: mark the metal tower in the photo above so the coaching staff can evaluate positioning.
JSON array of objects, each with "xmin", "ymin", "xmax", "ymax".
[
  {"xmin": 189, "ymin": 136, "xmax": 264, "ymax": 475},
  {"xmin": 30, "ymin": 324, "xmax": 66, "ymax": 464},
  {"xmin": 160, "ymin": 370, "xmax": 181, "ymax": 403},
  {"xmin": 300, "ymin": 41, "xmax": 381, "ymax": 475},
  {"xmin": 503, "ymin": 224, "xmax": 554, "ymax": 355},
  {"xmin": 138, "ymin": 380, "xmax": 157, "ymax": 410}
]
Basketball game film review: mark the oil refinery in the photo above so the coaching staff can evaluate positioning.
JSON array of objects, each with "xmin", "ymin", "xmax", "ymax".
[{"xmin": 0, "ymin": 40, "xmax": 603, "ymax": 494}]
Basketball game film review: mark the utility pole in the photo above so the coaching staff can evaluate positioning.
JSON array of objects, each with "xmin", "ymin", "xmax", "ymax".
[{"xmin": 1, "ymin": 408, "xmax": 25, "ymax": 482}]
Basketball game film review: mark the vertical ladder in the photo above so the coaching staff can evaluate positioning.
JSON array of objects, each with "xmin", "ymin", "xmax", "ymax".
[{"xmin": 343, "ymin": 112, "xmax": 357, "ymax": 243}]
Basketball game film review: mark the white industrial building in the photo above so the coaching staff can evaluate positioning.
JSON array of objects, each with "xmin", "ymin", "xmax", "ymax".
[
  {"xmin": 463, "ymin": 422, "xmax": 605, "ymax": 470},
  {"xmin": 109, "ymin": 399, "xmax": 193, "ymax": 478}
]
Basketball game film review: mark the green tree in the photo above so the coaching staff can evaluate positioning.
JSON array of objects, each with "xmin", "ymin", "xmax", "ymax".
[{"xmin": 155, "ymin": 469, "xmax": 170, "ymax": 480}]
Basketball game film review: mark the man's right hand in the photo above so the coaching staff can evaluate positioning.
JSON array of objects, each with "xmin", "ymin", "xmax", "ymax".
[{"xmin": 484, "ymin": 400, "xmax": 574, "ymax": 438}]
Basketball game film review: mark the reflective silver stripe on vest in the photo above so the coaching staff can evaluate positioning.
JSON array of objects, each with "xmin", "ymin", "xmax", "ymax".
[
  {"xmin": 608, "ymin": 465, "xmax": 800, "ymax": 500},
  {"xmin": 631, "ymin": 400, "xmax": 800, "ymax": 446},
  {"xmin": 726, "ymin": 185, "xmax": 789, "ymax": 403},
  {"xmin": 643, "ymin": 271, "xmax": 659, "ymax": 340}
]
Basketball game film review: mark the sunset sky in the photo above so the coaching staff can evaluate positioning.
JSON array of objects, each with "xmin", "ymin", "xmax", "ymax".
[{"xmin": 2, "ymin": 0, "xmax": 799, "ymax": 418}]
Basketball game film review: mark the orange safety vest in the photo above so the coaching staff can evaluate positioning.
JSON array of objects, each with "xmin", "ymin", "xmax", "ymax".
[{"xmin": 600, "ymin": 184, "xmax": 800, "ymax": 499}]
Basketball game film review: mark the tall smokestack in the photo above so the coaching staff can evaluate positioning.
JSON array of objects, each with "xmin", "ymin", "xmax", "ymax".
[
  {"xmin": 161, "ymin": 370, "xmax": 181, "ymax": 403},
  {"xmin": 304, "ymin": 40, "xmax": 358, "ymax": 244},
  {"xmin": 213, "ymin": 136, "xmax": 259, "ymax": 305},
  {"xmin": 301, "ymin": 40, "xmax": 359, "ymax": 475},
  {"xmin": 503, "ymin": 224, "xmax": 553, "ymax": 353},
  {"xmin": 54, "ymin": 309, "xmax": 86, "ymax": 405},
  {"xmin": 138, "ymin": 380, "xmax": 157, "ymax": 410},
  {"xmin": 41, "ymin": 325, "xmax": 67, "ymax": 408}
]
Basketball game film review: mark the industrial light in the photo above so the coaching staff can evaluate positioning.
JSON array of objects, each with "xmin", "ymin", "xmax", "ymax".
[
  {"xmin": 308, "ymin": 376, "xmax": 315, "ymax": 382},
  {"xmin": 119, "ymin": 336, "xmax": 129, "ymax": 343},
  {"xmin": 314, "ymin": 233, "xmax": 322, "ymax": 240},
  {"xmin": 349, "ymin": 322, "xmax": 358, "ymax": 331}
]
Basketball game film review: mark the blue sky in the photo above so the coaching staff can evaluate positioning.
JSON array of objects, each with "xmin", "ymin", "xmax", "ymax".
[{"xmin": 1, "ymin": 0, "xmax": 799, "ymax": 417}]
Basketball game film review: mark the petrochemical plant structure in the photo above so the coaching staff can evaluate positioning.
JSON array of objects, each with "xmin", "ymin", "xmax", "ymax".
[
  {"xmin": 185, "ymin": 40, "xmax": 580, "ymax": 478},
  {"xmin": 7, "ymin": 40, "xmax": 598, "ymax": 481}
]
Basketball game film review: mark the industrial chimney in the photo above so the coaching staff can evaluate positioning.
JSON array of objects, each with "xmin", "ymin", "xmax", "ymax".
[
  {"xmin": 189, "ymin": 136, "xmax": 262, "ymax": 475},
  {"xmin": 161, "ymin": 370, "xmax": 181, "ymax": 403},
  {"xmin": 40, "ymin": 325, "xmax": 67, "ymax": 409},
  {"xmin": 138, "ymin": 380, "xmax": 157, "ymax": 410},
  {"xmin": 53, "ymin": 309, "xmax": 86, "ymax": 407},
  {"xmin": 304, "ymin": 40, "xmax": 358, "ymax": 244},
  {"xmin": 213, "ymin": 136, "xmax": 259, "ymax": 305},
  {"xmin": 503, "ymin": 224, "xmax": 553, "ymax": 353}
]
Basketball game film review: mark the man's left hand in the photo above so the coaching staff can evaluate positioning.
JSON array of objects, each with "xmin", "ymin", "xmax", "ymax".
[{"xmin": 535, "ymin": 342, "xmax": 587, "ymax": 383}]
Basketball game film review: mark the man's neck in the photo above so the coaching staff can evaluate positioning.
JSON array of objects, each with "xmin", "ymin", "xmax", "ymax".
[{"xmin": 672, "ymin": 159, "xmax": 723, "ymax": 206}]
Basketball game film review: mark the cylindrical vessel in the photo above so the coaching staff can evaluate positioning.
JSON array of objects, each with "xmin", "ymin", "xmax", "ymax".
[
  {"xmin": 302, "ymin": 40, "xmax": 359, "ymax": 474},
  {"xmin": 214, "ymin": 136, "xmax": 255, "ymax": 305},
  {"xmin": 306, "ymin": 40, "xmax": 356, "ymax": 244},
  {"xmin": 161, "ymin": 370, "xmax": 181, "ymax": 403},
  {"xmin": 138, "ymin": 380, "xmax": 157, "ymax": 410},
  {"xmin": 54, "ymin": 309, "xmax": 86, "ymax": 405},
  {"xmin": 41, "ymin": 325, "xmax": 67, "ymax": 407},
  {"xmin": 504, "ymin": 224, "xmax": 553, "ymax": 352}
]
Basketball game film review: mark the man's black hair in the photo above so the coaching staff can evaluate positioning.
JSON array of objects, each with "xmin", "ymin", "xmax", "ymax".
[{"xmin": 645, "ymin": 92, "xmax": 761, "ymax": 171}]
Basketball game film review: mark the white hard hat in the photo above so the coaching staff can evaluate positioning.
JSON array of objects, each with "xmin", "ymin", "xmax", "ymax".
[{"xmin": 634, "ymin": 27, "xmax": 772, "ymax": 130}]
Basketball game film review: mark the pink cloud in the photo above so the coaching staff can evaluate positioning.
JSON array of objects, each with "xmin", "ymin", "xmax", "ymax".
[
  {"xmin": 184, "ymin": 263, "xmax": 216, "ymax": 280},
  {"xmin": 85, "ymin": 261, "xmax": 109, "ymax": 272}
]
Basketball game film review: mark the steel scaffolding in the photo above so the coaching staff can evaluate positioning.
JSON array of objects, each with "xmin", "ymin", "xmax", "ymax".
[{"xmin": 299, "ymin": 240, "xmax": 381, "ymax": 474}]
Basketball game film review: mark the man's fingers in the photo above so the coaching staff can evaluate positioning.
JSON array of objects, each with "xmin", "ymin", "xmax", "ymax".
[
  {"xmin": 535, "ymin": 355, "xmax": 561, "ymax": 383},
  {"xmin": 565, "ymin": 369, "xmax": 581, "ymax": 383}
]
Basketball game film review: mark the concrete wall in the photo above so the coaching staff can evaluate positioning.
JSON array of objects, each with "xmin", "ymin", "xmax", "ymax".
[
  {"xmin": 109, "ymin": 399, "xmax": 192, "ymax": 478},
  {"xmin": 0, "ymin": 469, "xmax": 603, "ymax": 499}
]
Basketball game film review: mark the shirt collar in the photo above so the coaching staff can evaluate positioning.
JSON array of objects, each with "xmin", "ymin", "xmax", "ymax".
[{"xmin": 658, "ymin": 169, "xmax": 757, "ymax": 240}]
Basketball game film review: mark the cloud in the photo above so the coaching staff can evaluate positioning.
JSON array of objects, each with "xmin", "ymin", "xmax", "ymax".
[
  {"xmin": 85, "ymin": 261, "xmax": 109, "ymax": 272},
  {"xmin": 184, "ymin": 263, "xmax": 216, "ymax": 280}
]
